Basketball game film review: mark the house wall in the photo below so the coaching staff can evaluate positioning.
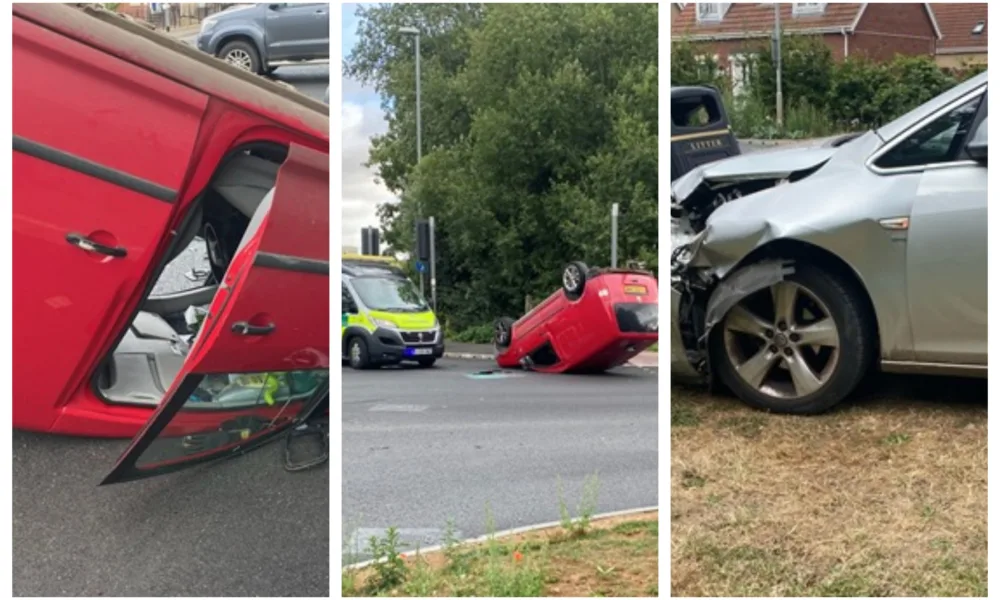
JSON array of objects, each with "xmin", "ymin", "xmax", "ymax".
[
  {"xmin": 851, "ymin": 2, "xmax": 937, "ymax": 60},
  {"xmin": 936, "ymin": 52, "xmax": 988, "ymax": 68}
]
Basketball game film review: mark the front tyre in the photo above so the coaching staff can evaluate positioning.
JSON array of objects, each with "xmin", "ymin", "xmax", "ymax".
[
  {"xmin": 494, "ymin": 317, "xmax": 516, "ymax": 349},
  {"xmin": 709, "ymin": 263, "xmax": 873, "ymax": 415},
  {"xmin": 218, "ymin": 40, "xmax": 262, "ymax": 74},
  {"xmin": 347, "ymin": 337, "xmax": 372, "ymax": 370}
]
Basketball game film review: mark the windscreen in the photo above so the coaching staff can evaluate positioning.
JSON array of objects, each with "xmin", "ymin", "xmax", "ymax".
[{"xmin": 352, "ymin": 276, "xmax": 428, "ymax": 312}]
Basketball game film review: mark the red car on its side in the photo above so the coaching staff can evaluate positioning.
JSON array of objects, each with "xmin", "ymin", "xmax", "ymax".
[
  {"xmin": 494, "ymin": 262, "xmax": 659, "ymax": 373},
  {"xmin": 13, "ymin": 4, "xmax": 329, "ymax": 484}
]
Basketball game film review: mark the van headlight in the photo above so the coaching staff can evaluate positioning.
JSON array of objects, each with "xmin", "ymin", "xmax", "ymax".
[
  {"xmin": 372, "ymin": 318, "xmax": 397, "ymax": 329},
  {"xmin": 200, "ymin": 17, "xmax": 217, "ymax": 34}
]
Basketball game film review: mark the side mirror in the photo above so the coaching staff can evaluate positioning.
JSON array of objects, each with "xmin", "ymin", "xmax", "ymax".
[
  {"xmin": 966, "ymin": 116, "xmax": 987, "ymax": 163},
  {"xmin": 267, "ymin": 3, "xmax": 284, "ymax": 10}
]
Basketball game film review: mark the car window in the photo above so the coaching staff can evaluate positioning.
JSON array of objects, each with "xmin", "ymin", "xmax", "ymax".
[
  {"xmin": 135, "ymin": 369, "xmax": 329, "ymax": 468},
  {"xmin": 342, "ymin": 283, "xmax": 358, "ymax": 314},
  {"xmin": 875, "ymin": 95, "xmax": 982, "ymax": 169},
  {"xmin": 672, "ymin": 95, "xmax": 723, "ymax": 129}
]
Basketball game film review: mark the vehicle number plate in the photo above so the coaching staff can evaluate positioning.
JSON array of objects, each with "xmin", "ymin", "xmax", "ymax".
[
  {"xmin": 412, "ymin": 348, "xmax": 433, "ymax": 356},
  {"xmin": 624, "ymin": 284, "xmax": 647, "ymax": 296}
]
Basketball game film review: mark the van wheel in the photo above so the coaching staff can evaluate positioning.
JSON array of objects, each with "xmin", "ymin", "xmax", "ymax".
[
  {"xmin": 417, "ymin": 357, "xmax": 436, "ymax": 368},
  {"xmin": 348, "ymin": 337, "xmax": 371, "ymax": 370},
  {"xmin": 494, "ymin": 317, "xmax": 516, "ymax": 349},
  {"xmin": 219, "ymin": 40, "xmax": 261, "ymax": 74},
  {"xmin": 562, "ymin": 261, "xmax": 589, "ymax": 299}
]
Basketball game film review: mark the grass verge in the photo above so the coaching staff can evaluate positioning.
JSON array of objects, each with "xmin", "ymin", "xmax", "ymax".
[
  {"xmin": 671, "ymin": 375, "xmax": 986, "ymax": 597},
  {"xmin": 344, "ymin": 511, "xmax": 658, "ymax": 597}
]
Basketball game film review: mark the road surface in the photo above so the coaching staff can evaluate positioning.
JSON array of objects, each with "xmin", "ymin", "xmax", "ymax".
[
  {"xmin": 342, "ymin": 359, "xmax": 658, "ymax": 563},
  {"xmin": 13, "ymin": 430, "xmax": 328, "ymax": 596}
]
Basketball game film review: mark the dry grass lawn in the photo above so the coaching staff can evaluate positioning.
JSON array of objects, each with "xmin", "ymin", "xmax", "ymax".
[{"xmin": 671, "ymin": 375, "xmax": 986, "ymax": 597}]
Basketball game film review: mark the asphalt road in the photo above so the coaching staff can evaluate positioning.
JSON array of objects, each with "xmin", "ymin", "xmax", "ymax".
[
  {"xmin": 13, "ymin": 430, "xmax": 328, "ymax": 596},
  {"xmin": 342, "ymin": 359, "xmax": 658, "ymax": 563}
]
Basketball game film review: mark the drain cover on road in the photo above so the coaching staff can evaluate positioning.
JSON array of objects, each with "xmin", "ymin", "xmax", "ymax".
[{"xmin": 465, "ymin": 369, "xmax": 524, "ymax": 380}]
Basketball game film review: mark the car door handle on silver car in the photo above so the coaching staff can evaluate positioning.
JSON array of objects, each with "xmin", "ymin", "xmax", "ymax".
[
  {"xmin": 232, "ymin": 321, "xmax": 276, "ymax": 336},
  {"xmin": 65, "ymin": 232, "xmax": 127, "ymax": 258}
]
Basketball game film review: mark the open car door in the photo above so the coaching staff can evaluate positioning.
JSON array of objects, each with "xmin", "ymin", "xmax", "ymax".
[{"xmin": 101, "ymin": 144, "xmax": 329, "ymax": 484}]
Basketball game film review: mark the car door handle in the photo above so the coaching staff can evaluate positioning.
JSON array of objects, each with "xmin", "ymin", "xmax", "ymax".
[
  {"xmin": 232, "ymin": 321, "xmax": 276, "ymax": 336},
  {"xmin": 65, "ymin": 232, "xmax": 127, "ymax": 258}
]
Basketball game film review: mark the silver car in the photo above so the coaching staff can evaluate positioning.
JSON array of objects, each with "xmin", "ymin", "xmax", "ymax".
[
  {"xmin": 671, "ymin": 71, "xmax": 987, "ymax": 414},
  {"xmin": 196, "ymin": 3, "xmax": 329, "ymax": 74}
]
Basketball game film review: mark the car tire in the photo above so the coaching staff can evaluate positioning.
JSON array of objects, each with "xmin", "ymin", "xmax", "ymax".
[
  {"xmin": 494, "ymin": 317, "xmax": 516, "ymax": 349},
  {"xmin": 218, "ymin": 40, "xmax": 262, "ymax": 74},
  {"xmin": 417, "ymin": 357, "xmax": 436, "ymax": 368},
  {"xmin": 709, "ymin": 263, "xmax": 874, "ymax": 415},
  {"xmin": 347, "ymin": 337, "xmax": 371, "ymax": 370},
  {"xmin": 562, "ymin": 261, "xmax": 589, "ymax": 299}
]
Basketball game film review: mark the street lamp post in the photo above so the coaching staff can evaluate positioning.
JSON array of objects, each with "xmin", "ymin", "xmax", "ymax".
[
  {"xmin": 773, "ymin": 4, "xmax": 783, "ymax": 127},
  {"xmin": 399, "ymin": 26, "xmax": 424, "ymax": 295},
  {"xmin": 399, "ymin": 26, "xmax": 422, "ymax": 163}
]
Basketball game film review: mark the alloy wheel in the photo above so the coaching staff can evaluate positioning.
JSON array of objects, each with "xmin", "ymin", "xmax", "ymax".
[
  {"xmin": 224, "ymin": 49, "xmax": 254, "ymax": 71},
  {"xmin": 563, "ymin": 265, "xmax": 581, "ymax": 292},
  {"xmin": 722, "ymin": 281, "xmax": 841, "ymax": 399}
]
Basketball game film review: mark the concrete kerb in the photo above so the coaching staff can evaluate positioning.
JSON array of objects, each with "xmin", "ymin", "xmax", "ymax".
[
  {"xmin": 442, "ymin": 351, "xmax": 658, "ymax": 368},
  {"xmin": 343, "ymin": 505, "xmax": 659, "ymax": 570}
]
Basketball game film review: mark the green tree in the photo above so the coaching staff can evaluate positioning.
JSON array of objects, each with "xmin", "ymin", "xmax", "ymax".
[{"xmin": 345, "ymin": 3, "xmax": 657, "ymax": 331}]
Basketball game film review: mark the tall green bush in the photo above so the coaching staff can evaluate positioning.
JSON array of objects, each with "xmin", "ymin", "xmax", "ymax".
[{"xmin": 750, "ymin": 34, "xmax": 834, "ymax": 117}]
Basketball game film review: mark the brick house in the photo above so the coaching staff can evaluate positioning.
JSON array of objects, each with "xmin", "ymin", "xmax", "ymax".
[
  {"xmin": 672, "ymin": 3, "xmax": 942, "ymax": 94},
  {"xmin": 930, "ymin": 3, "xmax": 987, "ymax": 68}
]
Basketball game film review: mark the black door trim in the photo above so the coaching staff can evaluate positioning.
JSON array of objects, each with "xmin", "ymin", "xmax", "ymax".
[
  {"xmin": 13, "ymin": 135, "xmax": 177, "ymax": 203},
  {"xmin": 255, "ymin": 251, "xmax": 329, "ymax": 275}
]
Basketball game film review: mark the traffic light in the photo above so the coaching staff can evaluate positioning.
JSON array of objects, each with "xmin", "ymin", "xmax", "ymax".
[
  {"xmin": 416, "ymin": 219, "xmax": 431, "ymax": 262},
  {"xmin": 361, "ymin": 227, "xmax": 380, "ymax": 256}
]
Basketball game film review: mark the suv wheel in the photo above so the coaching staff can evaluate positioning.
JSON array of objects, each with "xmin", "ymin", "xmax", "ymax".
[{"xmin": 219, "ymin": 40, "xmax": 261, "ymax": 74}]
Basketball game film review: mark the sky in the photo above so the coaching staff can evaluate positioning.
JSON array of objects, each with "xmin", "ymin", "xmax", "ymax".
[{"xmin": 341, "ymin": 3, "xmax": 396, "ymax": 251}]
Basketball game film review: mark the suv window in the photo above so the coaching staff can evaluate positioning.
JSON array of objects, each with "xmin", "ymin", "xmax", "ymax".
[{"xmin": 875, "ymin": 95, "xmax": 983, "ymax": 169}]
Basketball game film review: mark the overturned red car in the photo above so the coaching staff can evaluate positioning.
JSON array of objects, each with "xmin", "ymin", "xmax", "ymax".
[{"xmin": 494, "ymin": 262, "xmax": 659, "ymax": 373}]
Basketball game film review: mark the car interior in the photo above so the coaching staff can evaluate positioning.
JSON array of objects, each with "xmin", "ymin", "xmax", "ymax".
[{"xmin": 95, "ymin": 145, "xmax": 288, "ymax": 406}]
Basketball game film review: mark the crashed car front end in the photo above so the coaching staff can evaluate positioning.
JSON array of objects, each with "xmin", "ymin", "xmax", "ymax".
[{"xmin": 668, "ymin": 143, "xmax": 854, "ymax": 382}]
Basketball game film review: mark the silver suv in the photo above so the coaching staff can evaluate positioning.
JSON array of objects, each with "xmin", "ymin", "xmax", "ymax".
[{"xmin": 196, "ymin": 3, "xmax": 329, "ymax": 75}]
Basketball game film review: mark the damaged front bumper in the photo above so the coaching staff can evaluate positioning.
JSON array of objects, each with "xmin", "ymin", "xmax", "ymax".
[{"xmin": 670, "ymin": 216, "xmax": 795, "ymax": 383}]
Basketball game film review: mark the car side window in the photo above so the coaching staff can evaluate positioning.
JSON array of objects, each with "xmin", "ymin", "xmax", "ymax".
[
  {"xmin": 875, "ymin": 95, "xmax": 983, "ymax": 170},
  {"xmin": 342, "ymin": 284, "xmax": 358, "ymax": 314}
]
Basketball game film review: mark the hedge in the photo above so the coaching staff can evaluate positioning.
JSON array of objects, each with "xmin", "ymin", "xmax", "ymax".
[{"xmin": 672, "ymin": 36, "xmax": 986, "ymax": 139}]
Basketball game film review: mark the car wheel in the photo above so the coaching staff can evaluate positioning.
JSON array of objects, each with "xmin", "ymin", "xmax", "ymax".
[
  {"xmin": 417, "ymin": 357, "xmax": 436, "ymax": 368},
  {"xmin": 494, "ymin": 317, "xmax": 516, "ymax": 349},
  {"xmin": 562, "ymin": 261, "xmax": 589, "ymax": 299},
  {"xmin": 709, "ymin": 263, "xmax": 873, "ymax": 415},
  {"xmin": 218, "ymin": 40, "xmax": 261, "ymax": 74},
  {"xmin": 348, "ymin": 337, "xmax": 371, "ymax": 370}
]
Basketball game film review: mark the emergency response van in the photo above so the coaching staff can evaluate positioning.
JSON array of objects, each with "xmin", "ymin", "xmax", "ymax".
[{"xmin": 341, "ymin": 255, "xmax": 444, "ymax": 369}]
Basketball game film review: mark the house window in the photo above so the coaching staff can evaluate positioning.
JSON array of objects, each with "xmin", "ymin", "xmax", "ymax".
[
  {"xmin": 792, "ymin": 3, "xmax": 825, "ymax": 16},
  {"xmin": 972, "ymin": 20, "xmax": 985, "ymax": 35},
  {"xmin": 696, "ymin": 3, "xmax": 725, "ymax": 22},
  {"xmin": 729, "ymin": 53, "xmax": 754, "ymax": 97}
]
